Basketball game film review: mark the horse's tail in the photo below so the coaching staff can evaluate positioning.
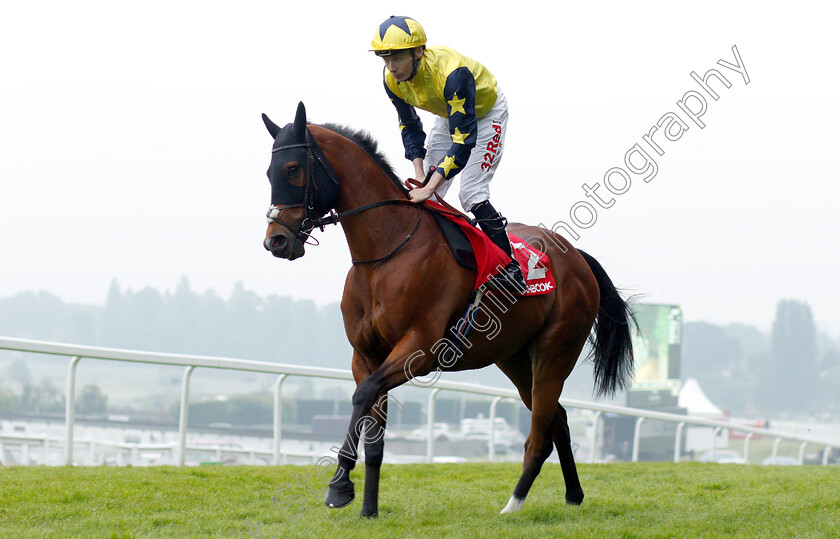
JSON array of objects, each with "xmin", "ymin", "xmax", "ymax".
[{"xmin": 577, "ymin": 249, "xmax": 638, "ymax": 398}]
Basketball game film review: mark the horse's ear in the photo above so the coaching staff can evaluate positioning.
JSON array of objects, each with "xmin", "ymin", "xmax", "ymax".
[
  {"xmin": 262, "ymin": 113, "xmax": 280, "ymax": 139},
  {"xmin": 293, "ymin": 101, "xmax": 307, "ymax": 140}
]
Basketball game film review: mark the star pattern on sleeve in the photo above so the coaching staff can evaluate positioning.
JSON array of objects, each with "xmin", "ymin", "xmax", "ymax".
[
  {"xmin": 447, "ymin": 93, "xmax": 466, "ymax": 116},
  {"xmin": 438, "ymin": 155, "xmax": 460, "ymax": 177},
  {"xmin": 450, "ymin": 127, "xmax": 469, "ymax": 144}
]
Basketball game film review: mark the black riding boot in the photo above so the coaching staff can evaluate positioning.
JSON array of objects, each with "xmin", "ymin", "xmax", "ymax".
[{"xmin": 470, "ymin": 200, "xmax": 527, "ymax": 293}]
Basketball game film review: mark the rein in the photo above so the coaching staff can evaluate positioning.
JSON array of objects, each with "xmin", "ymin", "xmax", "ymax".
[
  {"xmin": 269, "ymin": 197, "xmax": 421, "ymax": 266},
  {"xmin": 348, "ymin": 205, "xmax": 422, "ymax": 267}
]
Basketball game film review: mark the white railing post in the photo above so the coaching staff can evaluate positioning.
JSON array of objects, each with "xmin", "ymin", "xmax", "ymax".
[
  {"xmin": 674, "ymin": 422, "xmax": 685, "ymax": 463},
  {"xmin": 798, "ymin": 442, "xmax": 807, "ymax": 465},
  {"xmin": 177, "ymin": 366, "xmax": 196, "ymax": 466},
  {"xmin": 743, "ymin": 432, "xmax": 753, "ymax": 463},
  {"xmin": 427, "ymin": 388, "xmax": 440, "ymax": 463},
  {"xmin": 588, "ymin": 411, "xmax": 602, "ymax": 464},
  {"xmin": 711, "ymin": 427, "xmax": 721, "ymax": 461},
  {"xmin": 273, "ymin": 374, "xmax": 288, "ymax": 465},
  {"xmin": 771, "ymin": 437, "xmax": 781, "ymax": 461},
  {"xmin": 64, "ymin": 356, "xmax": 82, "ymax": 465},
  {"xmin": 632, "ymin": 417, "xmax": 644, "ymax": 462},
  {"xmin": 489, "ymin": 396, "xmax": 504, "ymax": 462},
  {"xmin": 823, "ymin": 446, "xmax": 832, "ymax": 466}
]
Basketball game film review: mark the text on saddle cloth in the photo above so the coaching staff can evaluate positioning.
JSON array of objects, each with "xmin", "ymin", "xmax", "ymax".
[{"xmin": 506, "ymin": 233, "xmax": 555, "ymax": 296}]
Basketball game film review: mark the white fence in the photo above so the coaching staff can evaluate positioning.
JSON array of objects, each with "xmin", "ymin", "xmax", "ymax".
[{"xmin": 0, "ymin": 336, "xmax": 835, "ymax": 467}]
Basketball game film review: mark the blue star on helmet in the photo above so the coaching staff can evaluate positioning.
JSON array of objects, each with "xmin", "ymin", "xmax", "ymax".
[{"xmin": 380, "ymin": 16, "xmax": 413, "ymax": 39}]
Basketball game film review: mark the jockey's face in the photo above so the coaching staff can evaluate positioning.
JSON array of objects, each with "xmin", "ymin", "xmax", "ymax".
[{"xmin": 382, "ymin": 49, "xmax": 421, "ymax": 82}]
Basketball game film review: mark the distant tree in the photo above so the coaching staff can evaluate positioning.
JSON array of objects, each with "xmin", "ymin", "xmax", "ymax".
[
  {"xmin": 196, "ymin": 289, "xmax": 230, "ymax": 355},
  {"xmin": 0, "ymin": 290, "xmax": 69, "ymax": 341},
  {"xmin": 0, "ymin": 388, "xmax": 18, "ymax": 412},
  {"xmin": 182, "ymin": 399, "xmax": 230, "ymax": 427},
  {"xmin": 20, "ymin": 380, "xmax": 65, "ymax": 413},
  {"xmin": 161, "ymin": 277, "xmax": 199, "ymax": 353},
  {"xmin": 127, "ymin": 287, "xmax": 166, "ymax": 349},
  {"xmin": 818, "ymin": 350, "xmax": 840, "ymax": 413},
  {"xmin": 76, "ymin": 384, "xmax": 108, "ymax": 414},
  {"xmin": 228, "ymin": 394, "xmax": 275, "ymax": 426},
  {"xmin": 102, "ymin": 279, "xmax": 126, "ymax": 347},
  {"xmin": 744, "ymin": 349, "xmax": 776, "ymax": 415},
  {"xmin": 70, "ymin": 308, "xmax": 98, "ymax": 345},
  {"xmin": 722, "ymin": 323, "xmax": 769, "ymax": 360},
  {"xmin": 6, "ymin": 359, "xmax": 32, "ymax": 385},
  {"xmin": 681, "ymin": 322, "xmax": 748, "ymax": 412},
  {"xmin": 683, "ymin": 322, "xmax": 744, "ymax": 378},
  {"xmin": 770, "ymin": 299, "xmax": 818, "ymax": 413}
]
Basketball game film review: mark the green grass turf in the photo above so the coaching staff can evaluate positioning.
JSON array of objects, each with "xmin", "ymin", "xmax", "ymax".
[{"xmin": 1, "ymin": 462, "xmax": 838, "ymax": 538}]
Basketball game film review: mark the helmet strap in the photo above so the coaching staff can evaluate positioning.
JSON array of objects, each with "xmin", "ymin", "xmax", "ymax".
[{"xmin": 407, "ymin": 47, "xmax": 423, "ymax": 81}]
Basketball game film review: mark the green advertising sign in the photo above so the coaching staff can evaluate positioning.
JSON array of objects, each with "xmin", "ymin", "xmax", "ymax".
[{"xmin": 629, "ymin": 303, "xmax": 683, "ymax": 393}]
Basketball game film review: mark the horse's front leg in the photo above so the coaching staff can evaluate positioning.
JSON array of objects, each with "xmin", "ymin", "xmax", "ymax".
[
  {"xmin": 360, "ymin": 394, "xmax": 388, "ymax": 518},
  {"xmin": 324, "ymin": 391, "xmax": 390, "ymax": 515},
  {"xmin": 324, "ymin": 353, "xmax": 371, "ymax": 510},
  {"xmin": 325, "ymin": 338, "xmax": 438, "ymax": 516}
]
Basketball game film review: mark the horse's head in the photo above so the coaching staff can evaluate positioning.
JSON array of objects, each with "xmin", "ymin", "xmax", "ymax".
[{"xmin": 262, "ymin": 102, "xmax": 340, "ymax": 260}]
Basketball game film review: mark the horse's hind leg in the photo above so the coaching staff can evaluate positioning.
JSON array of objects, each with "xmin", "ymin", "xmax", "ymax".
[
  {"xmin": 500, "ymin": 372, "xmax": 562, "ymax": 514},
  {"xmin": 551, "ymin": 403, "xmax": 584, "ymax": 505},
  {"xmin": 495, "ymin": 345, "xmax": 534, "ymax": 410}
]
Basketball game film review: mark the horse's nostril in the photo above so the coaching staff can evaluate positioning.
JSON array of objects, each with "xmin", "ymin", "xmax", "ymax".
[{"xmin": 271, "ymin": 235, "xmax": 287, "ymax": 250}]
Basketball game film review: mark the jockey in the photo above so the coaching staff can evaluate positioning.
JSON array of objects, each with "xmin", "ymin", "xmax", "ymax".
[{"xmin": 371, "ymin": 15, "xmax": 527, "ymax": 291}]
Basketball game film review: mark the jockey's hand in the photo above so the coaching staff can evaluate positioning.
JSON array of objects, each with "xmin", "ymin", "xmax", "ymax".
[
  {"xmin": 410, "ymin": 170, "xmax": 446, "ymax": 203},
  {"xmin": 409, "ymin": 186, "xmax": 434, "ymax": 204}
]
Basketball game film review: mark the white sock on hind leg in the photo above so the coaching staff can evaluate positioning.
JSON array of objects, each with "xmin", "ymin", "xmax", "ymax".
[{"xmin": 500, "ymin": 495, "xmax": 524, "ymax": 514}]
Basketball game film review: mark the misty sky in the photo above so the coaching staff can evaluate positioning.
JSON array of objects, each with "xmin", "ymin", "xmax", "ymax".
[{"xmin": 2, "ymin": 1, "xmax": 838, "ymax": 335}]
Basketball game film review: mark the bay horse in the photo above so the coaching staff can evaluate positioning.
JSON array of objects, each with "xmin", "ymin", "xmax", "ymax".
[{"xmin": 261, "ymin": 102, "xmax": 635, "ymax": 518}]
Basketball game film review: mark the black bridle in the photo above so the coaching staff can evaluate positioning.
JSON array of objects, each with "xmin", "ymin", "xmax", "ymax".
[
  {"xmin": 266, "ymin": 129, "xmax": 423, "ymax": 266},
  {"xmin": 266, "ymin": 139, "xmax": 326, "ymax": 246}
]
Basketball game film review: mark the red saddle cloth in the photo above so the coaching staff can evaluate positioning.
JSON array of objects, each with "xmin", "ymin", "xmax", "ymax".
[
  {"xmin": 424, "ymin": 200, "xmax": 556, "ymax": 296},
  {"xmin": 507, "ymin": 233, "xmax": 556, "ymax": 296}
]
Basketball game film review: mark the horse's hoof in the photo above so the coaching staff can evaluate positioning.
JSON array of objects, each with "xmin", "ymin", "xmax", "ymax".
[
  {"xmin": 360, "ymin": 508, "xmax": 378, "ymax": 519},
  {"xmin": 324, "ymin": 482, "xmax": 355, "ymax": 508},
  {"xmin": 565, "ymin": 492, "xmax": 584, "ymax": 506},
  {"xmin": 499, "ymin": 495, "xmax": 524, "ymax": 514}
]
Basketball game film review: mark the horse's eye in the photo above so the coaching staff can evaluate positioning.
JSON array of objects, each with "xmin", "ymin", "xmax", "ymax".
[{"xmin": 287, "ymin": 165, "xmax": 300, "ymax": 177}]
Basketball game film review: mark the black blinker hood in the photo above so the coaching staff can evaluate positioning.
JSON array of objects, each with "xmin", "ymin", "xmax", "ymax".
[{"xmin": 265, "ymin": 102, "xmax": 340, "ymax": 218}]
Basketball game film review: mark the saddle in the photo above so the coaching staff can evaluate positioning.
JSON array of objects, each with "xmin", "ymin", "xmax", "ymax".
[
  {"xmin": 430, "ymin": 211, "xmax": 478, "ymax": 272},
  {"xmin": 404, "ymin": 179, "xmax": 554, "ymax": 296}
]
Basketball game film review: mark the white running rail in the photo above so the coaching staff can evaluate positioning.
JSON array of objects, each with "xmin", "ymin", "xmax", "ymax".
[{"xmin": 0, "ymin": 336, "xmax": 835, "ymax": 466}]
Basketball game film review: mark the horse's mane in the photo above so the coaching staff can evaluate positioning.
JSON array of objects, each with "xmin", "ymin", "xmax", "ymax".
[{"xmin": 319, "ymin": 123, "xmax": 409, "ymax": 195}]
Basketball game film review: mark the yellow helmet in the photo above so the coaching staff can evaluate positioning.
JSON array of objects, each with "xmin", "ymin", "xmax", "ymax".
[{"xmin": 371, "ymin": 16, "xmax": 426, "ymax": 56}]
